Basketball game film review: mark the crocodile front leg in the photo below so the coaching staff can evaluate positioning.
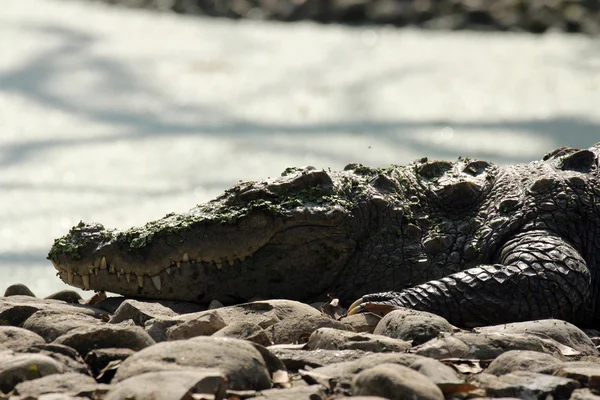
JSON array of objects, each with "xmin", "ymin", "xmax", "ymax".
[{"xmin": 348, "ymin": 230, "xmax": 592, "ymax": 327}]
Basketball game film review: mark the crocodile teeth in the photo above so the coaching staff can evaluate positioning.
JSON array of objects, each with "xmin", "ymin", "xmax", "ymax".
[
  {"xmin": 165, "ymin": 267, "xmax": 171, "ymax": 275},
  {"xmin": 176, "ymin": 262, "xmax": 181, "ymax": 269},
  {"xmin": 125, "ymin": 273, "xmax": 131, "ymax": 283},
  {"xmin": 137, "ymin": 275, "xmax": 144, "ymax": 288},
  {"xmin": 151, "ymin": 275, "xmax": 161, "ymax": 291},
  {"xmin": 116, "ymin": 270, "xmax": 120, "ymax": 278},
  {"xmin": 182, "ymin": 253, "xmax": 190, "ymax": 262},
  {"xmin": 239, "ymin": 255, "xmax": 247, "ymax": 262},
  {"xmin": 99, "ymin": 257, "xmax": 107, "ymax": 270},
  {"xmin": 227, "ymin": 259, "xmax": 235, "ymax": 267},
  {"xmin": 82, "ymin": 274, "xmax": 90, "ymax": 290},
  {"xmin": 67, "ymin": 272, "xmax": 74, "ymax": 285},
  {"xmin": 94, "ymin": 268, "xmax": 98, "ymax": 276},
  {"xmin": 110, "ymin": 266, "xmax": 116, "ymax": 274},
  {"xmin": 215, "ymin": 262, "xmax": 223, "ymax": 269}
]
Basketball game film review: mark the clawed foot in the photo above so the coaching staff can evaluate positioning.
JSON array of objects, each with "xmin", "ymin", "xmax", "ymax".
[{"xmin": 346, "ymin": 291, "xmax": 405, "ymax": 317}]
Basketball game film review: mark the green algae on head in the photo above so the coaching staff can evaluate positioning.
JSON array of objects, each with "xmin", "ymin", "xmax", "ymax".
[{"xmin": 48, "ymin": 221, "xmax": 114, "ymax": 261}]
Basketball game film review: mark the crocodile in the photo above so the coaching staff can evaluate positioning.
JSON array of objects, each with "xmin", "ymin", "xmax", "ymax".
[{"xmin": 48, "ymin": 143, "xmax": 600, "ymax": 327}]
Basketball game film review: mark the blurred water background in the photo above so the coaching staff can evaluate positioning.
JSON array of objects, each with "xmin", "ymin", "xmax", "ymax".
[{"xmin": 0, "ymin": 0, "xmax": 599, "ymax": 297}]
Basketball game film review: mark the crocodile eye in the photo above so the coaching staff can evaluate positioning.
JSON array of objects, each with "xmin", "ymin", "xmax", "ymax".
[
  {"xmin": 236, "ymin": 187, "xmax": 274, "ymax": 202},
  {"xmin": 417, "ymin": 161, "xmax": 453, "ymax": 180},
  {"xmin": 557, "ymin": 149, "xmax": 596, "ymax": 172},
  {"xmin": 268, "ymin": 168, "xmax": 334, "ymax": 196},
  {"xmin": 282, "ymin": 169, "xmax": 333, "ymax": 189},
  {"xmin": 464, "ymin": 160, "xmax": 492, "ymax": 176},
  {"xmin": 370, "ymin": 173, "xmax": 396, "ymax": 192}
]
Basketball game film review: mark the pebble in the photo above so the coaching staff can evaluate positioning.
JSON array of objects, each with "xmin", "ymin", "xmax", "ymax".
[
  {"xmin": 373, "ymin": 308, "xmax": 454, "ymax": 346},
  {"xmin": 307, "ymin": 327, "xmax": 411, "ymax": 352},
  {"xmin": 0, "ymin": 286, "xmax": 599, "ymax": 399},
  {"xmin": 352, "ymin": 363, "xmax": 444, "ymax": 400}
]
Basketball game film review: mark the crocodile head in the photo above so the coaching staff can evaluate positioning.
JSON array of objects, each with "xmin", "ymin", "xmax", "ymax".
[{"xmin": 47, "ymin": 167, "xmax": 359, "ymax": 304}]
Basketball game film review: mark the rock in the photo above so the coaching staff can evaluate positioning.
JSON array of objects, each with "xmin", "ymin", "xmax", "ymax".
[
  {"xmin": 91, "ymin": 297, "xmax": 127, "ymax": 314},
  {"xmin": 113, "ymin": 336, "xmax": 271, "ymax": 390},
  {"xmin": 334, "ymin": 397, "xmax": 390, "ymax": 400},
  {"xmin": 352, "ymin": 363, "xmax": 444, "ymax": 400},
  {"xmin": 105, "ymin": 370, "xmax": 226, "ymax": 400},
  {"xmin": 373, "ymin": 308, "xmax": 454, "ymax": 345},
  {"xmin": 267, "ymin": 314, "xmax": 351, "ymax": 344},
  {"xmin": 367, "ymin": 0, "xmax": 411, "ymax": 24},
  {"xmin": 246, "ymin": 384, "xmax": 328, "ymax": 399},
  {"xmin": 208, "ymin": 299, "xmax": 224, "ymax": 309},
  {"xmin": 537, "ymin": 360, "xmax": 600, "ymax": 375},
  {"xmin": 414, "ymin": 332, "xmax": 570, "ymax": 360},
  {"xmin": 0, "ymin": 326, "xmax": 45, "ymax": 352},
  {"xmin": 570, "ymin": 388, "xmax": 600, "ymax": 399},
  {"xmin": 0, "ymin": 296, "xmax": 107, "ymax": 326},
  {"xmin": 144, "ymin": 317, "xmax": 179, "ymax": 342},
  {"xmin": 171, "ymin": 300, "xmax": 348, "ymax": 344},
  {"xmin": 301, "ymin": 353, "xmax": 460, "ymax": 392},
  {"xmin": 26, "ymin": 344, "xmax": 89, "ymax": 375},
  {"xmin": 552, "ymin": 363, "xmax": 600, "ymax": 390},
  {"xmin": 0, "ymin": 350, "xmax": 67, "ymax": 393},
  {"xmin": 53, "ymin": 324, "xmax": 155, "ymax": 356},
  {"xmin": 212, "ymin": 321, "xmax": 273, "ymax": 346},
  {"xmin": 13, "ymin": 372, "xmax": 103, "ymax": 398},
  {"xmin": 153, "ymin": 299, "xmax": 207, "ymax": 315},
  {"xmin": 109, "ymin": 299, "xmax": 179, "ymax": 325},
  {"xmin": 85, "ymin": 348, "xmax": 135, "ymax": 378},
  {"xmin": 23, "ymin": 310, "xmax": 105, "ymax": 342},
  {"xmin": 4, "ymin": 283, "xmax": 36, "ymax": 297},
  {"xmin": 475, "ymin": 319, "xmax": 598, "ymax": 356},
  {"xmin": 249, "ymin": 343, "xmax": 287, "ymax": 375},
  {"xmin": 181, "ymin": 300, "xmax": 321, "ymax": 330},
  {"xmin": 485, "ymin": 350, "xmax": 563, "ymax": 376},
  {"xmin": 330, "ymin": 0, "xmax": 370, "ymax": 22},
  {"xmin": 188, "ymin": 300, "xmax": 321, "ymax": 329},
  {"xmin": 472, "ymin": 371, "xmax": 580, "ymax": 399},
  {"xmin": 307, "ymin": 327, "xmax": 411, "ymax": 352},
  {"xmin": 268, "ymin": 346, "xmax": 368, "ymax": 371},
  {"xmin": 167, "ymin": 310, "xmax": 227, "ymax": 340},
  {"xmin": 44, "ymin": 290, "xmax": 82, "ymax": 303},
  {"xmin": 340, "ymin": 312, "xmax": 381, "ymax": 334}
]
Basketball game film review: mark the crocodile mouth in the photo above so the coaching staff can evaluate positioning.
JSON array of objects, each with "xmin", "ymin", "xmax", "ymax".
[{"xmin": 48, "ymin": 204, "xmax": 355, "ymax": 302}]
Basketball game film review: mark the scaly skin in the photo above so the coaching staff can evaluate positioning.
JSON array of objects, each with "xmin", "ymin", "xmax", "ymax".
[{"xmin": 48, "ymin": 143, "xmax": 600, "ymax": 327}]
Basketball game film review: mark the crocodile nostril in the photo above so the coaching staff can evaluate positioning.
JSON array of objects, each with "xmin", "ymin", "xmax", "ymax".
[
  {"xmin": 557, "ymin": 149, "xmax": 596, "ymax": 172},
  {"xmin": 434, "ymin": 180, "xmax": 484, "ymax": 206}
]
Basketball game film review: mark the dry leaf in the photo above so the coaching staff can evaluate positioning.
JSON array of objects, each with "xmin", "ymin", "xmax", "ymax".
[{"xmin": 441, "ymin": 358, "xmax": 484, "ymax": 374}]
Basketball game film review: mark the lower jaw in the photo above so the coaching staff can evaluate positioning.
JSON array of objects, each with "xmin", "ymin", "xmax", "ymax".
[{"xmin": 59, "ymin": 261, "xmax": 244, "ymax": 304}]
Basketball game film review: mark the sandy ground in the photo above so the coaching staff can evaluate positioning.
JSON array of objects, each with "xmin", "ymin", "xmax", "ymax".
[{"xmin": 1, "ymin": 0, "xmax": 599, "ymax": 297}]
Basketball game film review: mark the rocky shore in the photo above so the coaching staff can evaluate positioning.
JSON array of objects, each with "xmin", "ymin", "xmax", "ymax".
[
  {"xmin": 91, "ymin": 0, "xmax": 600, "ymax": 34},
  {"xmin": 1, "ymin": 283, "xmax": 599, "ymax": 399}
]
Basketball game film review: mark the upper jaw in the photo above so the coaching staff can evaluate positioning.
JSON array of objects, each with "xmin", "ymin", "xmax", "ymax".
[{"xmin": 48, "ymin": 203, "xmax": 353, "ymax": 296}]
